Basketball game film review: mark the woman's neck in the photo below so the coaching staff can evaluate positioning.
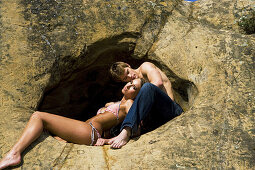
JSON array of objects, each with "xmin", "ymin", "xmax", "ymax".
[{"xmin": 121, "ymin": 96, "xmax": 131, "ymax": 102}]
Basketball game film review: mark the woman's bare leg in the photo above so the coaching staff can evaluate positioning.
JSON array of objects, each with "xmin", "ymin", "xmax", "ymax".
[
  {"xmin": 0, "ymin": 111, "xmax": 92, "ymax": 169},
  {"xmin": 0, "ymin": 111, "xmax": 44, "ymax": 169}
]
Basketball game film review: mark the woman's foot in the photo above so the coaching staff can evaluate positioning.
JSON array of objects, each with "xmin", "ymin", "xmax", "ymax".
[
  {"xmin": 109, "ymin": 127, "xmax": 131, "ymax": 149},
  {"xmin": 0, "ymin": 150, "xmax": 21, "ymax": 169}
]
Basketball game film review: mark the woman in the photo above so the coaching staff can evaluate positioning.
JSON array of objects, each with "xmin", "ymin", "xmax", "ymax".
[{"xmin": 0, "ymin": 78, "xmax": 145, "ymax": 169}]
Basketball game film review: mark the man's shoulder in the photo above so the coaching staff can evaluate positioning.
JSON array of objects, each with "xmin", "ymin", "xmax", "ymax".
[
  {"xmin": 139, "ymin": 62, "xmax": 157, "ymax": 73},
  {"xmin": 140, "ymin": 62, "xmax": 153, "ymax": 67},
  {"xmin": 140, "ymin": 62, "xmax": 155, "ymax": 69}
]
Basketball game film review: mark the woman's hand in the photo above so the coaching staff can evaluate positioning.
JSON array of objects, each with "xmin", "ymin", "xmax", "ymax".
[
  {"xmin": 95, "ymin": 138, "xmax": 110, "ymax": 146},
  {"xmin": 54, "ymin": 136, "xmax": 67, "ymax": 143}
]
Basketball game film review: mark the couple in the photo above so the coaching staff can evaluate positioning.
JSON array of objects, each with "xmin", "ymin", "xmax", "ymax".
[{"xmin": 0, "ymin": 61, "xmax": 183, "ymax": 169}]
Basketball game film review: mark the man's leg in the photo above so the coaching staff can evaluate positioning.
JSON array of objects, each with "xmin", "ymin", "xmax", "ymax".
[
  {"xmin": 120, "ymin": 83, "xmax": 156, "ymax": 133},
  {"xmin": 121, "ymin": 83, "xmax": 183, "ymax": 133},
  {"xmin": 142, "ymin": 84, "xmax": 183, "ymax": 133},
  {"xmin": 110, "ymin": 83, "xmax": 183, "ymax": 148},
  {"xmin": 109, "ymin": 83, "xmax": 154, "ymax": 148}
]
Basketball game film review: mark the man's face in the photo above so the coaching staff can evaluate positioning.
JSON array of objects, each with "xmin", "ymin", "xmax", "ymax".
[{"xmin": 119, "ymin": 67, "xmax": 138, "ymax": 82}]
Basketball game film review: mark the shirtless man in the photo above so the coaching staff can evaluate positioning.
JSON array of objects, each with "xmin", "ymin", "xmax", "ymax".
[
  {"xmin": 102, "ymin": 61, "xmax": 183, "ymax": 148},
  {"xmin": 110, "ymin": 62, "xmax": 174, "ymax": 100}
]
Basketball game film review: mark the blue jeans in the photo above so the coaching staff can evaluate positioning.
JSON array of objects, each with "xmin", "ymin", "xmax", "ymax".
[{"xmin": 120, "ymin": 83, "xmax": 183, "ymax": 134}]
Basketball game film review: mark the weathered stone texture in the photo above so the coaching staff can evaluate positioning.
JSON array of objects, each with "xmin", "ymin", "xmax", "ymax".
[{"xmin": 0, "ymin": 0, "xmax": 254, "ymax": 169}]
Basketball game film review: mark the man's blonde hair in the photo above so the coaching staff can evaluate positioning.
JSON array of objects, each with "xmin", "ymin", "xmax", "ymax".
[{"xmin": 110, "ymin": 62, "xmax": 129, "ymax": 81}]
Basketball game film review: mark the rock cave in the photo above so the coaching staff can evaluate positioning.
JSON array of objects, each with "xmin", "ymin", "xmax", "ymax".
[
  {"xmin": 38, "ymin": 48, "xmax": 197, "ymax": 121},
  {"xmin": 0, "ymin": 0, "xmax": 254, "ymax": 169}
]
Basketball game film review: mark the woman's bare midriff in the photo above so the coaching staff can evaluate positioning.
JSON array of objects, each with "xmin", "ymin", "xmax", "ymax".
[{"xmin": 85, "ymin": 111, "xmax": 120, "ymax": 135}]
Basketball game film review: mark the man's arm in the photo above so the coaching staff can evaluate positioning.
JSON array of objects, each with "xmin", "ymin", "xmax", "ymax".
[{"xmin": 140, "ymin": 62, "xmax": 166, "ymax": 92}]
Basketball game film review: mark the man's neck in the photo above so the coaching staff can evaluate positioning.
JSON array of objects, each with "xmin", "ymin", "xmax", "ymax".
[{"xmin": 134, "ymin": 67, "xmax": 143, "ymax": 79}]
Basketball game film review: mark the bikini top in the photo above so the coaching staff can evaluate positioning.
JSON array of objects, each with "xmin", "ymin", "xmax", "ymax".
[{"xmin": 97, "ymin": 101, "xmax": 121, "ymax": 120}]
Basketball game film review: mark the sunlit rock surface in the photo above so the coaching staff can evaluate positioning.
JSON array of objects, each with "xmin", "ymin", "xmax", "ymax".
[{"xmin": 0, "ymin": 0, "xmax": 254, "ymax": 169}]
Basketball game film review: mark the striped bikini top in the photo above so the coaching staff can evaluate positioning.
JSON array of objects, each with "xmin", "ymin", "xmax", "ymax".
[{"xmin": 97, "ymin": 101, "xmax": 121, "ymax": 120}]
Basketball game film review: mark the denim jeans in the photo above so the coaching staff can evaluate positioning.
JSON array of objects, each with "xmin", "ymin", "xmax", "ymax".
[{"xmin": 120, "ymin": 83, "xmax": 183, "ymax": 134}]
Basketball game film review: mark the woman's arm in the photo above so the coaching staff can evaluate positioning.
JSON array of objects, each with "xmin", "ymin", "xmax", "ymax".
[
  {"xmin": 95, "ymin": 138, "xmax": 111, "ymax": 146},
  {"xmin": 103, "ymin": 130, "xmax": 111, "ymax": 138},
  {"xmin": 54, "ymin": 136, "xmax": 67, "ymax": 143}
]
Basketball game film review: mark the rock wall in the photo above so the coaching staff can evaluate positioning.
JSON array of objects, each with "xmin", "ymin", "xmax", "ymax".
[{"xmin": 0, "ymin": 0, "xmax": 254, "ymax": 169}]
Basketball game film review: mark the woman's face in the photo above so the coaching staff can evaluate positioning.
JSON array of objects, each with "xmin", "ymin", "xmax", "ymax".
[{"xmin": 122, "ymin": 78, "xmax": 142, "ymax": 99}]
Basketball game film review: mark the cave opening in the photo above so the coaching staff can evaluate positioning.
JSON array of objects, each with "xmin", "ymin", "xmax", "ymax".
[
  {"xmin": 38, "ymin": 38, "xmax": 197, "ymax": 122},
  {"xmin": 38, "ymin": 60, "xmax": 145, "ymax": 121}
]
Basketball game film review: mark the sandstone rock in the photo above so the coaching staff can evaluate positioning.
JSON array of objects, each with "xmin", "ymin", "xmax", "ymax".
[{"xmin": 0, "ymin": 0, "xmax": 254, "ymax": 169}]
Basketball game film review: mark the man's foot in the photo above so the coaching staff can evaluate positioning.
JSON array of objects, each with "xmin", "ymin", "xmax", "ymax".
[
  {"xmin": 0, "ymin": 150, "xmax": 21, "ymax": 169},
  {"xmin": 109, "ymin": 127, "xmax": 131, "ymax": 149}
]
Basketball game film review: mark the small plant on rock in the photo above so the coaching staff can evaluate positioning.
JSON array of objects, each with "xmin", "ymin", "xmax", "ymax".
[{"xmin": 237, "ymin": 7, "xmax": 255, "ymax": 34}]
